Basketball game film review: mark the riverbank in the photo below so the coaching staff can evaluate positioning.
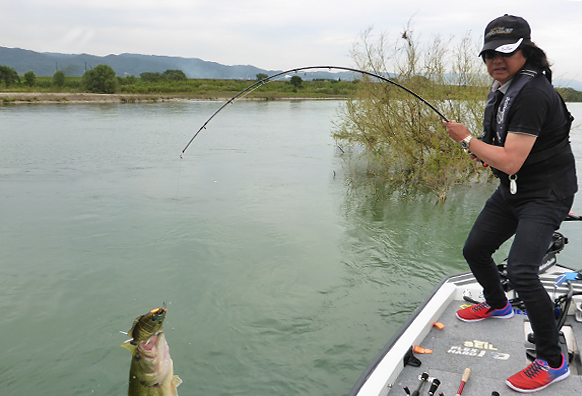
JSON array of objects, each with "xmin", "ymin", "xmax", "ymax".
[
  {"xmin": 0, "ymin": 92, "xmax": 234, "ymax": 104},
  {"xmin": 0, "ymin": 92, "xmax": 351, "ymax": 104}
]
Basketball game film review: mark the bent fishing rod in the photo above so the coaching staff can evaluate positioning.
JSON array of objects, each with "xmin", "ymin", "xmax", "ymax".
[{"xmin": 180, "ymin": 65, "xmax": 449, "ymax": 158}]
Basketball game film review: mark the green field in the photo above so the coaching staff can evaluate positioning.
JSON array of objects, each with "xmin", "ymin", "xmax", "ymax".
[
  {"xmin": 1, "ymin": 76, "xmax": 361, "ymax": 99},
  {"xmin": 2, "ymin": 74, "xmax": 581, "ymax": 102}
]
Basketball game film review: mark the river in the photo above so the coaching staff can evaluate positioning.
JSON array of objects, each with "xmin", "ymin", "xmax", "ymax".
[{"xmin": 1, "ymin": 100, "xmax": 582, "ymax": 395}]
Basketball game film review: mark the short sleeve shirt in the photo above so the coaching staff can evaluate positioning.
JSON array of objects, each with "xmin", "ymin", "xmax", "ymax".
[
  {"xmin": 493, "ymin": 73, "xmax": 577, "ymax": 199},
  {"xmin": 506, "ymin": 76, "xmax": 570, "ymax": 153}
]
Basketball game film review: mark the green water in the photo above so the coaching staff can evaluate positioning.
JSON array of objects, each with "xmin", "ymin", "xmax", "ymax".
[{"xmin": 1, "ymin": 101, "xmax": 581, "ymax": 395}]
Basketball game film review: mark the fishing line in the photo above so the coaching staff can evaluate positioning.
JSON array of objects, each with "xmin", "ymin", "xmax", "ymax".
[{"xmin": 180, "ymin": 65, "xmax": 449, "ymax": 157}]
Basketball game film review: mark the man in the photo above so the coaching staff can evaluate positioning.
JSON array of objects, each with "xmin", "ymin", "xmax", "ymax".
[{"xmin": 444, "ymin": 14, "xmax": 577, "ymax": 393}]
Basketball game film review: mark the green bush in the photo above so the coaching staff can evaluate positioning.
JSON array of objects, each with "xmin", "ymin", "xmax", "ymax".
[
  {"xmin": 0, "ymin": 65, "xmax": 20, "ymax": 87},
  {"xmin": 24, "ymin": 71, "xmax": 36, "ymax": 87},
  {"xmin": 52, "ymin": 70, "xmax": 65, "ymax": 88},
  {"xmin": 162, "ymin": 69, "xmax": 187, "ymax": 81},
  {"xmin": 333, "ymin": 26, "xmax": 490, "ymax": 201},
  {"xmin": 82, "ymin": 64, "xmax": 118, "ymax": 94}
]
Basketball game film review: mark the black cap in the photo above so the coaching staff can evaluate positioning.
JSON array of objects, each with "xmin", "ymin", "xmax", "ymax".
[{"xmin": 479, "ymin": 14, "xmax": 531, "ymax": 56}]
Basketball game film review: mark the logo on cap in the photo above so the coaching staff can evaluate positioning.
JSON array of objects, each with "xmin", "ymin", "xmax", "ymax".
[
  {"xmin": 485, "ymin": 27, "xmax": 514, "ymax": 39},
  {"xmin": 495, "ymin": 38, "xmax": 524, "ymax": 54}
]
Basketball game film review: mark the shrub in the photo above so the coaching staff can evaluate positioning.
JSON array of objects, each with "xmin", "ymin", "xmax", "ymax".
[
  {"xmin": 24, "ymin": 71, "xmax": 36, "ymax": 87},
  {"xmin": 0, "ymin": 65, "xmax": 20, "ymax": 87},
  {"xmin": 82, "ymin": 64, "xmax": 118, "ymax": 94},
  {"xmin": 52, "ymin": 70, "xmax": 65, "ymax": 88},
  {"xmin": 161, "ymin": 69, "xmax": 187, "ymax": 81},
  {"xmin": 333, "ymin": 24, "xmax": 490, "ymax": 201}
]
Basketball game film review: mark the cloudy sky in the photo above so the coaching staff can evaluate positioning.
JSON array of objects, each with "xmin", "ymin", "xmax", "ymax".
[{"xmin": 2, "ymin": 0, "xmax": 582, "ymax": 81}]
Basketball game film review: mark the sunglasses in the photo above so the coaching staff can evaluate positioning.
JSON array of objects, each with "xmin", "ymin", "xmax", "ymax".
[{"xmin": 482, "ymin": 49, "xmax": 520, "ymax": 61}]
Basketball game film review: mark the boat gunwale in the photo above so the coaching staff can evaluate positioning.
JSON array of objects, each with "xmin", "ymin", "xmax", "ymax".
[{"xmin": 348, "ymin": 272, "xmax": 466, "ymax": 396}]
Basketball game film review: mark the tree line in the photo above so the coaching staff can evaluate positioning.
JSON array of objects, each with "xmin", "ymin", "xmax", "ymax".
[
  {"xmin": 2, "ymin": 63, "xmax": 581, "ymax": 103},
  {"xmin": 0, "ymin": 64, "xmax": 360, "ymax": 98},
  {"xmin": 3, "ymin": 63, "xmax": 580, "ymax": 102},
  {"xmin": 557, "ymin": 87, "xmax": 582, "ymax": 102},
  {"xmin": 0, "ymin": 64, "xmax": 190, "ymax": 94}
]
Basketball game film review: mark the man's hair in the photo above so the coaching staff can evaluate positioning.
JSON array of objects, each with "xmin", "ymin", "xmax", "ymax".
[{"xmin": 522, "ymin": 42, "xmax": 552, "ymax": 82}]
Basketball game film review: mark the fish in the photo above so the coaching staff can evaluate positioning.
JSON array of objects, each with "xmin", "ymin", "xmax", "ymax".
[{"xmin": 121, "ymin": 304, "xmax": 182, "ymax": 396}]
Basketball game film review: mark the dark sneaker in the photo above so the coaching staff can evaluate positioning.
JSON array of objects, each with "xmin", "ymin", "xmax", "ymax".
[
  {"xmin": 456, "ymin": 300, "xmax": 514, "ymax": 322},
  {"xmin": 506, "ymin": 354, "xmax": 570, "ymax": 393}
]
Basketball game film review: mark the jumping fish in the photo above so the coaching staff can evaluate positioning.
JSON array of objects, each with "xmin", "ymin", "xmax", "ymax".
[{"xmin": 121, "ymin": 304, "xmax": 182, "ymax": 396}]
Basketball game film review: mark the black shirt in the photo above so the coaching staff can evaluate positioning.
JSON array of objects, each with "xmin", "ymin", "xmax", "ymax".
[{"xmin": 491, "ymin": 72, "xmax": 577, "ymax": 199}]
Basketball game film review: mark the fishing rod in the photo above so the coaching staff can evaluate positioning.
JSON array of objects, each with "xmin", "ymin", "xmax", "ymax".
[{"xmin": 180, "ymin": 65, "xmax": 449, "ymax": 158}]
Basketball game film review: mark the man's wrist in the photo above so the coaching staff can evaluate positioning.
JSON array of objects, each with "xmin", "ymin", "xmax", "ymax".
[{"xmin": 460, "ymin": 135, "xmax": 473, "ymax": 152}]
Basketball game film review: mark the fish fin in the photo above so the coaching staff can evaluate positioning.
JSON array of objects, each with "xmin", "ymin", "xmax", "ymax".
[
  {"xmin": 173, "ymin": 375, "xmax": 183, "ymax": 388},
  {"xmin": 120, "ymin": 340, "xmax": 137, "ymax": 353},
  {"xmin": 126, "ymin": 316, "xmax": 143, "ymax": 339}
]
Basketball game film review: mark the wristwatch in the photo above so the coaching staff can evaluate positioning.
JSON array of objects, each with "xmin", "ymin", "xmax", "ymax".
[{"xmin": 460, "ymin": 135, "xmax": 473, "ymax": 152}]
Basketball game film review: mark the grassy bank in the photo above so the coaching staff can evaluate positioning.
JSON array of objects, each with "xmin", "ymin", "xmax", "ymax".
[
  {"xmin": 0, "ymin": 76, "xmax": 361, "ymax": 102},
  {"xmin": 3, "ymin": 75, "xmax": 580, "ymax": 104}
]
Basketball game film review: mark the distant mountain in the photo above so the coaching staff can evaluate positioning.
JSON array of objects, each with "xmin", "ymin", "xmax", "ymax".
[
  {"xmin": 0, "ymin": 46, "xmax": 356, "ymax": 81},
  {"xmin": 2, "ymin": 46, "xmax": 581, "ymax": 89},
  {"xmin": 555, "ymin": 79, "xmax": 582, "ymax": 91}
]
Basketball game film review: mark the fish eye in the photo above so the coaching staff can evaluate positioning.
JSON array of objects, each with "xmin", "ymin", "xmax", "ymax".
[{"xmin": 135, "ymin": 354, "xmax": 141, "ymax": 362}]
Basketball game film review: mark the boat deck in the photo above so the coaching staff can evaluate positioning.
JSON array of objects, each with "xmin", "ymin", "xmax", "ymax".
[{"xmin": 387, "ymin": 298, "xmax": 582, "ymax": 395}]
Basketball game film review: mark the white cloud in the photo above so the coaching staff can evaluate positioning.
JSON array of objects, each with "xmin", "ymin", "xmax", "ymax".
[
  {"xmin": 2, "ymin": 1, "xmax": 582, "ymax": 80},
  {"xmin": 53, "ymin": 27, "xmax": 96, "ymax": 54}
]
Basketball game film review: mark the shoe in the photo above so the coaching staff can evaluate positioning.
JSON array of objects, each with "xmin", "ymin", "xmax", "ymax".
[
  {"xmin": 456, "ymin": 300, "xmax": 514, "ymax": 322},
  {"xmin": 506, "ymin": 354, "xmax": 570, "ymax": 393}
]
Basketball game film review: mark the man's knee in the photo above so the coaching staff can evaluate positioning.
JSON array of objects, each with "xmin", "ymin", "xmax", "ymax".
[
  {"xmin": 506, "ymin": 264, "xmax": 540, "ymax": 292},
  {"xmin": 463, "ymin": 237, "xmax": 488, "ymax": 264}
]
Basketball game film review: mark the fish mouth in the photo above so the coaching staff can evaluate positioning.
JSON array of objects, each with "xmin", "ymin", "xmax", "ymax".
[
  {"xmin": 150, "ymin": 306, "xmax": 167, "ymax": 323},
  {"xmin": 138, "ymin": 331, "xmax": 163, "ymax": 357}
]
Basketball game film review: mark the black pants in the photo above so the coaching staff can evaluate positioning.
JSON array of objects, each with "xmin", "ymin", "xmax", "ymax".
[{"xmin": 463, "ymin": 186, "xmax": 573, "ymax": 364}]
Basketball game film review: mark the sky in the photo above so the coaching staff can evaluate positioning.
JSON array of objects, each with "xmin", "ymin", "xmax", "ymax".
[{"xmin": 2, "ymin": 0, "xmax": 582, "ymax": 82}]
